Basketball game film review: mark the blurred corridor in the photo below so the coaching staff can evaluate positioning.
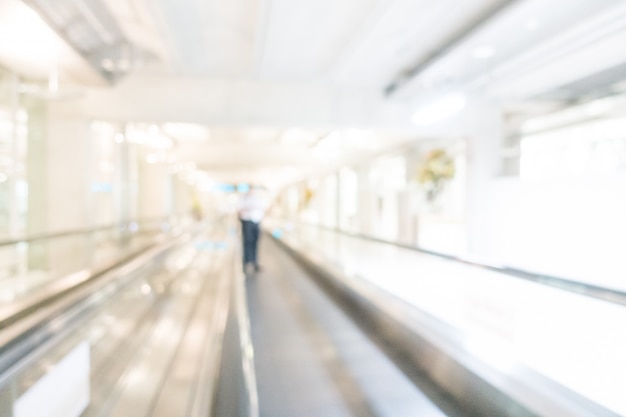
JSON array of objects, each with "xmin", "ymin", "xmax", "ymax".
[{"xmin": 0, "ymin": 0, "xmax": 626, "ymax": 416}]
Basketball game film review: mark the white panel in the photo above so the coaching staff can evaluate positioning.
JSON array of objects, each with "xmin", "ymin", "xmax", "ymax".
[
  {"xmin": 401, "ymin": 0, "xmax": 621, "ymax": 96},
  {"xmin": 103, "ymin": 0, "xmax": 169, "ymax": 62},
  {"xmin": 405, "ymin": 0, "xmax": 615, "ymax": 90},
  {"xmin": 332, "ymin": 0, "xmax": 501, "ymax": 88},
  {"xmin": 258, "ymin": 0, "xmax": 378, "ymax": 80},
  {"xmin": 150, "ymin": 0, "xmax": 260, "ymax": 76},
  {"xmin": 0, "ymin": 0, "xmax": 104, "ymax": 85},
  {"xmin": 14, "ymin": 342, "xmax": 90, "ymax": 417},
  {"xmin": 489, "ymin": 24, "xmax": 626, "ymax": 99}
]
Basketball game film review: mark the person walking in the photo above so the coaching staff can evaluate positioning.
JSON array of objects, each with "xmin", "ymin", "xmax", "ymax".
[{"xmin": 238, "ymin": 187, "xmax": 267, "ymax": 273}]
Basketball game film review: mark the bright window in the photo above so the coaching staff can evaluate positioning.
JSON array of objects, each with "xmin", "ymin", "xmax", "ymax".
[{"xmin": 520, "ymin": 118, "xmax": 626, "ymax": 180}]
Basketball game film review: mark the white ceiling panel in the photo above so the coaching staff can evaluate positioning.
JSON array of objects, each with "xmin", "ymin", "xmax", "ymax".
[
  {"xmin": 103, "ymin": 0, "xmax": 169, "ymax": 63},
  {"xmin": 331, "ymin": 0, "xmax": 506, "ymax": 89},
  {"xmin": 256, "ymin": 0, "xmax": 379, "ymax": 80},
  {"xmin": 149, "ymin": 0, "xmax": 260, "ymax": 77},
  {"xmin": 399, "ymin": 0, "xmax": 623, "ymax": 97}
]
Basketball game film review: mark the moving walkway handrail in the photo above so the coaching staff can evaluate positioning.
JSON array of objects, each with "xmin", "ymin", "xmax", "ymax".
[
  {"xmin": 283, "ymin": 220, "xmax": 626, "ymax": 307},
  {"xmin": 271, "ymin": 228, "xmax": 619, "ymax": 417},
  {"xmin": 0, "ymin": 228, "xmax": 195, "ymax": 381},
  {"xmin": 0, "ymin": 218, "xmax": 252, "ymax": 417},
  {"xmin": 0, "ymin": 216, "xmax": 196, "ymax": 334},
  {"xmin": 0, "ymin": 216, "xmax": 177, "ymax": 247}
]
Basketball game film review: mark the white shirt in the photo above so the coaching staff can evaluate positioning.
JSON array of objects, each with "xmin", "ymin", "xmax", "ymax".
[{"xmin": 238, "ymin": 192, "xmax": 267, "ymax": 223}]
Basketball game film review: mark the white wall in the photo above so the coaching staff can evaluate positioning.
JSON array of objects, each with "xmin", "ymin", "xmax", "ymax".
[
  {"xmin": 486, "ymin": 173, "xmax": 626, "ymax": 291},
  {"xmin": 137, "ymin": 155, "xmax": 171, "ymax": 220},
  {"xmin": 45, "ymin": 102, "xmax": 90, "ymax": 232}
]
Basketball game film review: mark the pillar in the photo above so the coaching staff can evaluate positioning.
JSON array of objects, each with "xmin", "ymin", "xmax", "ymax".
[{"xmin": 465, "ymin": 100, "xmax": 503, "ymax": 258}]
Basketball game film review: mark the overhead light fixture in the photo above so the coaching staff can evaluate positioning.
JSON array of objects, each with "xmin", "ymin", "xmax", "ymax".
[
  {"xmin": 0, "ymin": 2, "xmax": 58, "ymax": 65},
  {"xmin": 412, "ymin": 93, "xmax": 467, "ymax": 126},
  {"xmin": 145, "ymin": 153, "xmax": 160, "ymax": 164},
  {"xmin": 162, "ymin": 123, "xmax": 210, "ymax": 142},
  {"xmin": 281, "ymin": 129, "xmax": 317, "ymax": 146},
  {"xmin": 472, "ymin": 45, "xmax": 496, "ymax": 59},
  {"xmin": 126, "ymin": 124, "xmax": 173, "ymax": 149},
  {"xmin": 526, "ymin": 18, "xmax": 539, "ymax": 31}
]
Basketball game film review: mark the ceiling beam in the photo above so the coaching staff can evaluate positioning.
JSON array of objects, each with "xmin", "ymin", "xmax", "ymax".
[
  {"xmin": 384, "ymin": 0, "xmax": 520, "ymax": 97},
  {"xmin": 250, "ymin": 0, "xmax": 273, "ymax": 77},
  {"xmin": 23, "ymin": 0, "xmax": 134, "ymax": 83}
]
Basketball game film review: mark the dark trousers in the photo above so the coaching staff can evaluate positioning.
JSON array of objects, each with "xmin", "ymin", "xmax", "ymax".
[{"xmin": 241, "ymin": 219, "xmax": 260, "ymax": 267}]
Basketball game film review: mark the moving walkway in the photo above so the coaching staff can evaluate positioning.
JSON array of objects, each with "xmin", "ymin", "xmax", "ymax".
[{"xmin": 0, "ymin": 217, "xmax": 617, "ymax": 417}]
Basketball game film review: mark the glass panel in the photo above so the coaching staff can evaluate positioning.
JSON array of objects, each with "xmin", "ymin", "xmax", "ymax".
[
  {"xmin": 338, "ymin": 168, "xmax": 358, "ymax": 232},
  {"xmin": 521, "ymin": 118, "xmax": 626, "ymax": 180},
  {"xmin": 0, "ymin": 218, "xmax": 173, "ymax": 307}
]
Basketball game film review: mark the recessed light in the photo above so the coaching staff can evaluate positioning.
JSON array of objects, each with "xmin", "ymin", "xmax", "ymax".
[
  {"xmin": 526, "ymin": 18, "xmax": 539, "ymax": 31},
  {"xmin": 472, "ymin": 45, "xmax": 495, "ymax": 59},
  {"xmin": 412, "ymin": 93, "xmax": 467, "ymax": 126}
]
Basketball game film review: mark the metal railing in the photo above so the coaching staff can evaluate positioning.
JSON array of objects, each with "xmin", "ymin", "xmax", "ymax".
[
  {"xmin": 273, "ymin": 219, "xmax": 626, "ymax": 307},
  {"xmin": 0, "ymin": 217, "xmax": 179, "ymax": 247},
  {"xmin": 0, "ymin": 216, "xmax": 189, "ymax": 330},
  {"xmin": 270, "ymin": 223, "xmax": 620, "ymax": 417},
  {"xmin": 0, "ymin": 216, "xmax": 258, "ymax": 417}
]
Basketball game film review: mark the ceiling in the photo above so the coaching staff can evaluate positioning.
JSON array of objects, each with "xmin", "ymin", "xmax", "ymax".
[
  {"xmin": 6, "ymin": 0, "xmax": 626, "ymax": 186},
  {"xmin": 128, "ymin": 0, "xmax": 509, "ymax": 87}
]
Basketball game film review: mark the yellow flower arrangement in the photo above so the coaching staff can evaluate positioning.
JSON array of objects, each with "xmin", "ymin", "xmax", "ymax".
[
  {"xmin": 417, "ymin": 148, "xmax": 455, "ymax": 202},
  {"xmin": 302, "ymin": 187, "xmax": 314, "ymax": 209}
]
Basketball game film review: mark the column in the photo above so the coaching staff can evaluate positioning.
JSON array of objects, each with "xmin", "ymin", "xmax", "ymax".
[
  {"xmin": 137, "ymin": 149, "xmax": 170, "ymax": 221},
  {"xmin": 45, "ymin": 100, "xmax": 90, "ymax": 232},
  {"xmin": 465, "ymin": 100, "xmax": 503, "ymax": 258}
]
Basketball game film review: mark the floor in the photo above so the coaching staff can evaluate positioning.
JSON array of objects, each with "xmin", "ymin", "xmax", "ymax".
[{"xmin": 246, "ymin": 237, "xmax": 451, "ymax": 417}]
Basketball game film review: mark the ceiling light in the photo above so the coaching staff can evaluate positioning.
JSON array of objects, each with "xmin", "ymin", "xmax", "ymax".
[
  {"xmin": 526, "ymin": 18, "xmax": 539, "ymax": 31},
  {"xmin": 472, "ymin": 45, "xmax": 496, "ymax": 59},
  {"xmin": 145, "ymin": 154, "xmax": 160, "ymax": 164},
  {"xmin": 99, "ymin": 162, "xmax": 115, "ymax": 173},
  {"xmin": 412, "ymin": 93, "xmax": 467, "ymax": 126},
  {"xmin": 162, "ymin": 123, "xmax": 210, "ymax": 142},
  {"xmin": 312, "ymin": 131, "xmax": 342, "ymax": 161},
  {"xmin": 281, "ymin": 129, "xmax": 317, "ymax": 146}
]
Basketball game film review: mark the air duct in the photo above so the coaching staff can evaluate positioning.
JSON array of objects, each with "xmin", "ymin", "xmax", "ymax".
[{"xmin": 22, "ymin": 0, "xmax": 150, "ymax": 83}]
